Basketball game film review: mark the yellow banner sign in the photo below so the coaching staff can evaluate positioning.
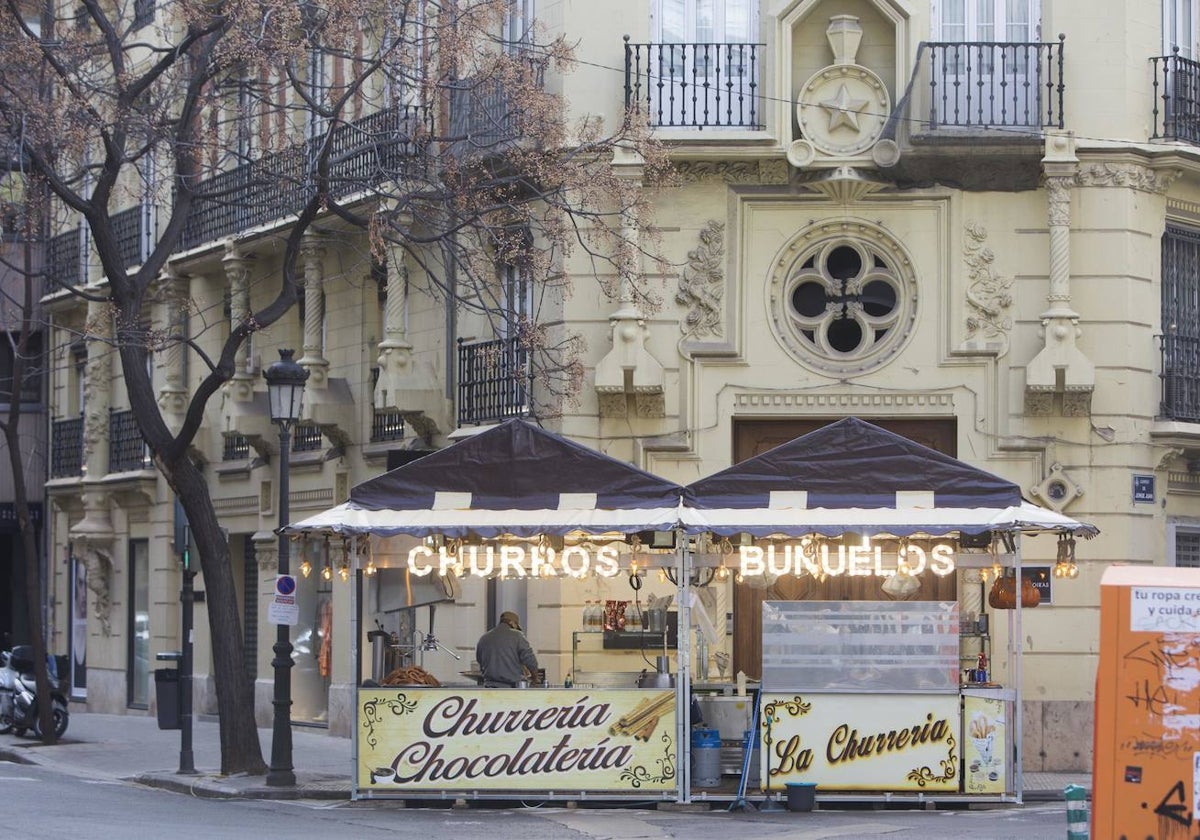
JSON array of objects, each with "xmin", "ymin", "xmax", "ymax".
[
  {"xmin": 358, "ymin": 688, "xmax": 677, "ymax": 792},
  {"xmin": 761, "ymin": 693, "xmax": 960, "ymax": 792}
]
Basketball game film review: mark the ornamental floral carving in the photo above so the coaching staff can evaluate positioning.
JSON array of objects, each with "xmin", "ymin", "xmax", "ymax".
[
  {"xmin": 674, "ymin": 161, "xmax": 759, "ymax": 184},
  {"xmin": 1074, "ymin": 163, "xmax": 1180, "ymax": 194},
  {"xmin": 963, "ymin": 222, "xmax": 1013, "ymax": 357},
  {"xmin": 676, "ymin": 220, "xmax": 726, "ymax": 339}
]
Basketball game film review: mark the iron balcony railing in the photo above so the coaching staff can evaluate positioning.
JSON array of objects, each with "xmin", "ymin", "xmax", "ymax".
[
  {"xmin": 624, "ymin": 38, "xmax": 764, "ymax": 129},
  {"xmin": 1161, "ymin": 334, "xmax": 1200, "ymax": 422},
  {"xmin": 108, "ymin": 409, "xmax": 151, "ymax": 472},
  {"xmin": 111, "ymin": 204, "xmax": 151, "ymax": 270},
  {"xmin": 370, "ymin": 410, "xmax": 405, "ymax": 443},
  {"xmin": 293, "ymin": 423, "xmax": 323, "ymax": 453},
  {"xmin": 50, "ymin": 415, "xmax": 83, "ymax": 478},
  {"xmin": 47, "ymin": 227, "xmax": 82, "ymax": 288},
  {"xmin": 222, "ymin": 433, "xmax": 251, "ymax": 461},
  {"xmin": 449, "ymin": 60, "xmax": 547, "ymax": 155},
  {"xmin": 180, "ymin": 105, "xmax": 431, "ymax": 250},
  {"xmin": 1152, "ymin": 49, "xmax": 1200, "ymax": 144},
  {"xmin": 885, "ymin": 37, "xmax": 1065, "ymax": 140},
  {"xmin": 457, "ymin": 336, "xmax": 530, "ymax": 426}
]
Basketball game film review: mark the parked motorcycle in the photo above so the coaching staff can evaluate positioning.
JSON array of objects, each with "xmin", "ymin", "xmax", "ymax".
[{"xmin": 0, "ymin": 646, "xmax": 69, "ymax": 739}]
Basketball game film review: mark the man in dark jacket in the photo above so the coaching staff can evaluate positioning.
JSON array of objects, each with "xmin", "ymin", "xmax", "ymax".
[{"xmin": 476, "ymin": 611, "xmax": 538, "ymax": 687}]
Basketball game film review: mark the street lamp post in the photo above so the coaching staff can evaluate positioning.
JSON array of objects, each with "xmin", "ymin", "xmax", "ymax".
[{"xmin": 263, "ymin": 348, "xmax": 309, "ymax": 788}]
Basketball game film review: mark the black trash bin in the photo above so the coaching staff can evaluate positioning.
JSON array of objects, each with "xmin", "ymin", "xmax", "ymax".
[{"xmin": 154, "ymin": 668, "xmax": 181, "ymax": 730}]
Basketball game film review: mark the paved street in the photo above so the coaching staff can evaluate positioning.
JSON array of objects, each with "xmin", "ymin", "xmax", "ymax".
[{"xmin": 0, "ymin": 711, "xmax": 1088, "ymax": 838}]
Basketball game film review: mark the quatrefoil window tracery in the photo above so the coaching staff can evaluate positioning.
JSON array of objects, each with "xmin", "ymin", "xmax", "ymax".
[{"xmin": 774, "ymin": 234, "xmax": 916, "ymax": 374}]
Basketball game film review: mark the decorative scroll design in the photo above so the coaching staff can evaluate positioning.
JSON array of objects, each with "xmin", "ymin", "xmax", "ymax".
[
  {"xmin": 764, "ymin": 696, "xmax": 812, "ymax": 720},
  {"xmin": 963, "ymin": 222, "xmax": 1013, "ymax": 356},
  {"xmin": 360, "ymin": 694, "xmax": 419, "ymax": 750},
  {"xmin": 905, "ymin": 733, "xmax": 958, "ymax": 786},
  {"xmin": 1074, "ymin": 163, "xmax": 1180, "ymax": 194},
  {"xmin": 617, "ymin": 731, "xmax": 676, "ymax": 787},
  {"xmin": 677, "ymin": 220, "xmax": 726, "ymax": 338}
]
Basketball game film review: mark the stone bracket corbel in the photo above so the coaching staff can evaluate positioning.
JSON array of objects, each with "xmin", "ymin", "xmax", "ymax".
[{"xmin": 595, "ymin": 304, "xmax": 665, "ymax": 418}]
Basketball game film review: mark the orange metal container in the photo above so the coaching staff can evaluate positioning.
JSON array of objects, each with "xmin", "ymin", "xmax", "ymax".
[{"xmin": 1093, "ymin": 565, "xmax": 1200, "ymax": 839}]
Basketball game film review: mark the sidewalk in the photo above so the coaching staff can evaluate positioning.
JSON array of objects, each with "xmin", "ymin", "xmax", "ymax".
[{"xmin": 0, "ymin": 710, "xmax": 1091, "ymax": 802}]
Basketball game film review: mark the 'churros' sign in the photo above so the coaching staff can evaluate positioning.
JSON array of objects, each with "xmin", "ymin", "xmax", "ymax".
[{"xmin": 358, "ymin": 688, "xmax": 677, "ymax": 793}]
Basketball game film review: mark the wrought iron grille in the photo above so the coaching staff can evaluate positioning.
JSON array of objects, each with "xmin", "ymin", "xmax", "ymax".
[
  {"xmin": 293, "ymin": 423, "xmax": 323, "ymax": 452},
  {"xmin": 900, "ymin": 37, "xmax": 1066, "ymax": 131},
  {"xmin": 370, "ymin": 410, "xmax": 405, "ymax": 443},
  {"xmin": 50, "ymin": 415, "xmax": 83, "ymax": 478},
  {"xmin": 108, "ymin": 409, "xmax": 151, "ymax": 472},
  {"xmin": 624, "ymin": 39, "xmax": 763, "ymax": 129},
  {"xmin": 223, "ymin": 433, "xmax": 251, "ymax": 461},
  {"xmin": 47, "ymin": 228, "xmax": 81, "ymax": 288},
  {"xmin": 180, "ymin": 105, "xmax": 430, "ymax": 250},
  {"xmin": 1152, "ymin": 49, "xmax": 1200, "ymax": 144},
  {"xmin": 449, "ymin": 60, "xmax": 546, "ymax": 154},
  {"xmin": 1161, "ymin": 225, "xmax": 1200, "ymax": 422},
  {"xmin": 457, "ymin": 336, "xmax": 530, "ymax": 426},
  {"xmin": 111, "ymin": 205, "xmax": 147, "ymax": 270}
]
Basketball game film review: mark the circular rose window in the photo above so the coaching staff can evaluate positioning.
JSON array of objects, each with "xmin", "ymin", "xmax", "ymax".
[{"xmin": 769, "ymin": 222, "xmax": 917, "ymax": 375}]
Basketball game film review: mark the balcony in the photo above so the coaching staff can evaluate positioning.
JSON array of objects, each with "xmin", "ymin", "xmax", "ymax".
[
  {"xmin": 624, "ymin": 39, "xmax": 764, "ymax": 130},
  {"xmin": 1161, "ymin": 334, "xmax": 1200, "ymax": 423},
  {"xmin": 880, "ymin": 37, "xmax": 1066, "ymax": 190},
  {"xmin": 47, "ymin": 227, "xmax": 82, "ymax": 289},
  {"xmin": 50, "ymin": 415, "xmax": 83, "ymax": 478},
  {"xmin": 108, "ymin": 409, "xmax": 152, "ymax": 473},
  {"xmin": 370, "ymin": 410, "xmax": 405, "ymax": 443},
  {"xmin": 449, "ymin": 60, "xmax": 546, "ymax": 156},
  {"xmin": 457, "ymin": 336, "xmax": 530, "ymax": 426},
  {"xmin": 1152, "ymin": 49, "xmax": 1200, "ymax": 144},
  {"xmin": 180, "ymin": 105, "xmax": 431, "ymax": 251},
  {"xmin": 112, "ymin": 204, "xmax": 152, "ymax": 270}
]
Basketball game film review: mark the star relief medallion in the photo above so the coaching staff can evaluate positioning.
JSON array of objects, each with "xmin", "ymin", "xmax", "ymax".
[{"xmin": 796, "ymin": 64, "xmax": 890, "ymax": 158}]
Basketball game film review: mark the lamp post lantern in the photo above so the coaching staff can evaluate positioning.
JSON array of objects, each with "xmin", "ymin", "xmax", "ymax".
[{"xmin": 263, "ymin": 348, "xmax": 309, "ymax": 787}]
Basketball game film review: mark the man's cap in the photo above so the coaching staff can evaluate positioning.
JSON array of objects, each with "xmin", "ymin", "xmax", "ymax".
[{"xmin": 500, "ymin": 611, "xmax": 522, "ymax": 630}]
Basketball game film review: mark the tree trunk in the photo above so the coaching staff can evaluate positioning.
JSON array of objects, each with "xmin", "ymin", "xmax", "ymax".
[{"xmin": 170, "ymin": 454, "xmax": 267, "ymax": 775}]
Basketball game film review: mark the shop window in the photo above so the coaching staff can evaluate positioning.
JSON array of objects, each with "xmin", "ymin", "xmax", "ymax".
[
  {"xmin": 127, "ymin": 539, "xmax": 150, "ymax": 708},
  {"xmin": 769, "ymin": 222, "xmax": 918, "ymax": 376}
]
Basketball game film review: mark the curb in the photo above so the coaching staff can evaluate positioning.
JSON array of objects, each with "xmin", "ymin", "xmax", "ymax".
[
  {"xmin": 134, "ymin": 771, "xmax": 351, "ymax": 800},
  {"xmin": 0, "ymin": 746, "xmax": 33, "ymax": 765}
]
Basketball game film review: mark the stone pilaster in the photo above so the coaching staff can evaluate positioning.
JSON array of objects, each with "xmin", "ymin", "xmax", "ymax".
[
  {"xmin": 152, "ymin": 267, "xmax": 190, "ymax": 425},
  {"xmin": 222, "ymin": 242, "xmax": 255, "ymax": 402}
]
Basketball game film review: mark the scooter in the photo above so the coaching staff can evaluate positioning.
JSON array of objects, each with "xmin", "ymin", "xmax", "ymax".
[{"xmin": 0, "ymin": 646, "xmax": 69, "ymax": 739}]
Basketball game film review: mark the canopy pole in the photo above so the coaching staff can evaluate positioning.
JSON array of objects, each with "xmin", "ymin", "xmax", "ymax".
[
  {"xmin": 677, "ymin": 529, "xmax": 691, "ymax": 804},
  {"xmin": 351, "ymin": 535, "xmax": 362, "ymax": 801},
  {"xmin": 1013, "ymin": 531, "xmax": 1024, "ymax": 805}
]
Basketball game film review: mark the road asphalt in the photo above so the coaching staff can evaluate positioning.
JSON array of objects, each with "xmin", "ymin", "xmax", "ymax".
[{"xmin": 0, "ymin": 710, "xmax": 1091, "ymax": 804}]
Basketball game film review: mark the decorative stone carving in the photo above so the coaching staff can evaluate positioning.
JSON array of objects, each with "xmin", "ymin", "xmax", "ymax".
[
  {"xmin": 1026, "ymin": 133, "xmax": 1094, "ymax": 417},
  {"xmin": 298, "ymin": 237, "xmax": 329, "ymax": 388},
  {"xmin": 83, "ymin": 545, "xmax": 114, "ymax": 636},
  {"xmin": 961, "ymin": 222, "xmax": 1013, "ymax": 357},
  {"xmin": 1075, "ymin": 162, "xmax": 1181, "ymax": 194},
  {"xmin": 794, "ymin": 16, "xmax": 890, "ymax": 160},
  {"xmin": 677, "ymin": 220, "xmax": 726, "ymax": 339},
  {"xmin": 674, "ymin": 161, "xmax": 761, "ymax": 184},
  {"xmin": 82, "ymin": 297, "xmax": 113, "ymax": 473},
  {"xmin": 757, "ymin": 159, "xmax": 790, "ymax": 185},
  {"xmin": 154, "ymin": 267, "xmax": 190, "ymax": 419},
  {"xmin": 1029, "ymin": 462, "xmax": 1084, "ymax": 512},
  {"xmin": 222, "ymin": 242, "xmax": 255, "ymax": 402}
]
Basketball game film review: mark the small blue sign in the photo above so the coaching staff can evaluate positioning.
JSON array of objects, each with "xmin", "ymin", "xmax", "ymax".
[
  {"xmin": 275, "ymin": 574, "xmax": 297, "ymax": 597},
  {"xmin": 1133, "ymin": 474, "xmax": 1156, "ymax": 504}
]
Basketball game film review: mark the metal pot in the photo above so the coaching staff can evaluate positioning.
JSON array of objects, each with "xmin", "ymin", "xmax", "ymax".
[{"xmin": 637, "ymin": 670, "xmax": 675, "ymax": 688}]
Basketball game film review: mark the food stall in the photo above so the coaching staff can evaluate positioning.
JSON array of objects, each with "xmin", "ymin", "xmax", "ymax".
[
  {"xmin": 286, "ymin": 419, "xmax": 694, "ymax": 802},
  {"xmin": 287, "ymin": 416, "xmax": 1094, "ymax": 805},
  {"xmin": 678, "ymin": 417, "xmax": 1097, "ymax": 805}
]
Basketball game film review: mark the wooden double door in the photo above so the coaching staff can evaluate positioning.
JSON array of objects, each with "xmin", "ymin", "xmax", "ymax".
[{"xmin": 730, "ymin": 418, "xmax": 958, "ymax": 679}]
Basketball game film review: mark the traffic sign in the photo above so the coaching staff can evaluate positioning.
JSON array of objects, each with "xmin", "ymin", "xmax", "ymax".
[{"xmin": 270, "ymin": 574, "xmax": 299, "ymax": 625}]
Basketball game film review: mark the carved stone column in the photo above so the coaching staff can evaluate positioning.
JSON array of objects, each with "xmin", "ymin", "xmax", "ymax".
[
  {"xmin": 82, "ymin": 293, "xmax": 112, "ymax": 478},
  {"xmin": 223, "ymin": 243, "xmax": 255, "ymax": 402},
  {"xmin": 1025, "ymin": 131, "xmax": 1094, "ymax": 416},
  {"xmin": 153, "ymin": 267, "xmax": 190, "ymax": 425},
  {"xmin": 374, "ymin": 257, "xmax": 414, "ymax": 411},
  {"xmin": 298, "ymin": 238, "xmax": 329, "ymax": 388},
  {"xmin": 595, "ymin": 146, "xmax": 665, "ymax": 418}
]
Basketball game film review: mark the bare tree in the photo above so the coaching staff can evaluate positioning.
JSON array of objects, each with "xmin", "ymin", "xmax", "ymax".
[{"xmin": 0, "ymin": 0, "xmax": 666, "ymax": 772}]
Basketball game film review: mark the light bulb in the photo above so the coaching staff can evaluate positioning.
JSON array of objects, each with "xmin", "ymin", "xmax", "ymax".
[
  {"xmin": 300, "ymin": 559, "xmax": 312, "ymax": 578},
  {"xmin": 735, "ymin": 573, "xmax": 744, "ymax": 584},
  {"xmin": 338, "ymin": 564, "xmax": 350, "ymax": 582},
  {"xmin": 365, "ymin": 559, "xmax": 377, "ymax": 576},
  {"xmin": 716, "ymin": 564, "xmax": 730, "ymax": 580},
  {"xmin": 321, "ymin": 564, "xmax": 333, "ymax": 581}
]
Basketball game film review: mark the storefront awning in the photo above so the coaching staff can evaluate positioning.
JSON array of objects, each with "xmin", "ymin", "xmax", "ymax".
[
  {"xmin": 285, "ymin": 418, "xmax": 684, "ymax": 537},
  {"xmin": 680, "ymin": 417, "xmax": 1097, "ymax": 538}
]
